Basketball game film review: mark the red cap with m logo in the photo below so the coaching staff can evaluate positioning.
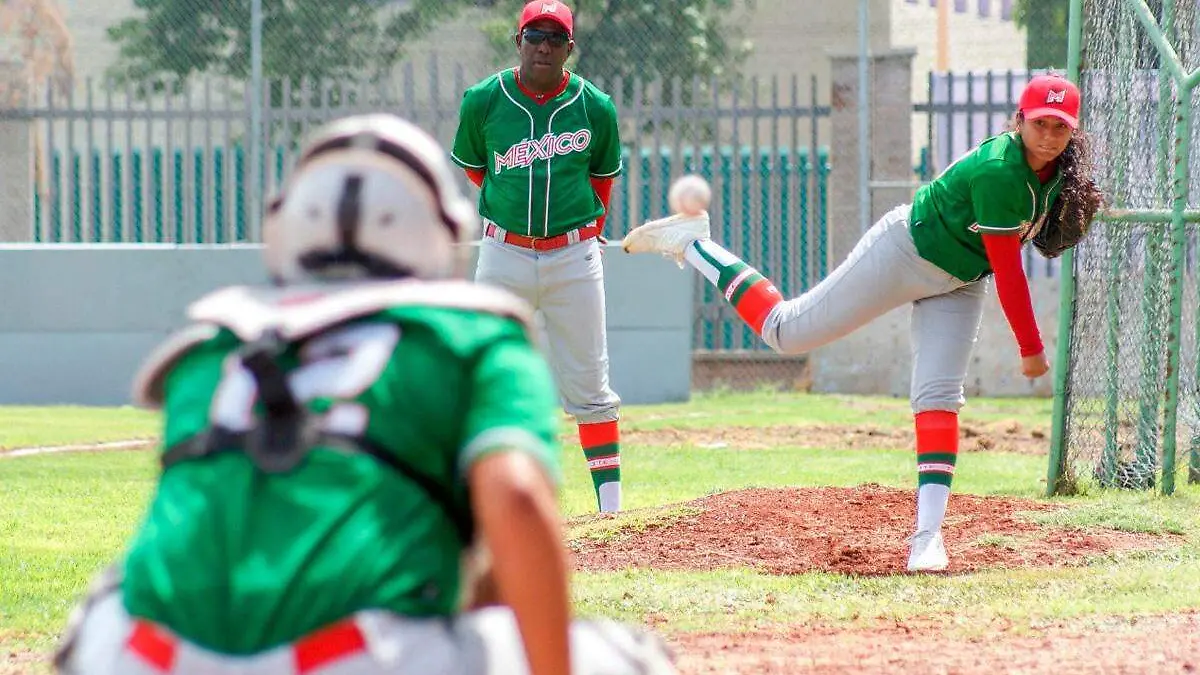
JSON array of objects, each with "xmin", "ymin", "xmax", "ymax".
[{"xmin": 1019, "ymin": 74, "xmax": 1081, "ymax": 129}]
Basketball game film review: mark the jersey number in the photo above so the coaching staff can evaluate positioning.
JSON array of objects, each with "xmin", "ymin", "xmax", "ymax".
[{"xmin": 209, "ymin": 323, "xmax": 401, "ymax": 435}]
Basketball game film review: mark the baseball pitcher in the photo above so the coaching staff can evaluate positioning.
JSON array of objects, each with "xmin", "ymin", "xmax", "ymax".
[
  {"xmin": 451, "ymin": 0, "xmax": 625, "ymax": 513},
  {"xmin": 54, "ymin": 114, "xmax": 675, "ymax": 675},
  {"xmin": 623, "ymin": 74, "xmax": 1103, "ymax": 572}
]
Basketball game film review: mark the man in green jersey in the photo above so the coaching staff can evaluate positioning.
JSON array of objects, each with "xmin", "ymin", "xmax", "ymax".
[
  {"xmin": 451, "ymin": 0, "xmax": 625, "ymax": 513},
  {"xmin": 55, "ymin": 114, "xmax": 675, "ymax": 675},
  {"xmin": 622, "ymin": 74, "xmax": 1103, "ymax": 573}
]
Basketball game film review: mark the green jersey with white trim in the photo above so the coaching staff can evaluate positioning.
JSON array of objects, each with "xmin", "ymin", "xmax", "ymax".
[
  {"xmin": 451, "ymin": 69, "xmax": 623, "ymax": 237},
  {"xmin": 909, "ymin": 132, "xmax": 1064, "ymax": 282},
  {"xmin": 120, "ymin": 305, "xmax": 560, "ymax": 655}
]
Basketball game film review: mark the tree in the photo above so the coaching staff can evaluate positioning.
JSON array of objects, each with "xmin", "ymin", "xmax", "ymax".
[
  {"xmin": 106, "ymin": 0, "xmax": 749, "ymax": 105},
  {"xmin": 478, "ymin": 0, "xmax": 751, "ymax": 103},
  {"xmin": 1013, "ymin": 0, "xmax": 1069, "ymax": 70},
  {"xmin": 0, "ymin": 0, "xmax": 74, "ymax": 101},
  {"xmin": 105, "ymin": 0, "xmax": 469, "ymax": 93}
]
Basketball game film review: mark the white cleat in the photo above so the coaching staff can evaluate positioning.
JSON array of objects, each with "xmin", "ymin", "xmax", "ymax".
[
  {"xmin": 906, "ymin": 530, "xmax": 948, "ymax": 572},
  {"xmin": 620, "ymin": 212, "xmax": 711, "ymax": 267}
]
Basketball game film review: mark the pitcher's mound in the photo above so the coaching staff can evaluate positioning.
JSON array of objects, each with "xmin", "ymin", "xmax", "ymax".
[{"xmin": 572, "ymin": 485, "xmax": 1176, "ymax": 575}]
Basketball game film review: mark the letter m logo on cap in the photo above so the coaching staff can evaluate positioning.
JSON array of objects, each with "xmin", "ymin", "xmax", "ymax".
[
  {"xmin": 542, "ymin": 2, "xmax": 559, "ymax": 11},
  {"xmin": 1046, "ymin": 89, "xmax": 1067, "ymax": 104}
]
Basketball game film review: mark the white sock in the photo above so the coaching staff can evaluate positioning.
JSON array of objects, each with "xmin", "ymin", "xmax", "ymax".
[
  {"xmin": 684, "ymin": 239, "xmax": 736, "ymax": 284},
  {"xmin": 916, "ymin": 483, "xmax": 951, "ymax": 533},
  {"xmin": 598, "ymin": 481, "xmax": 622, "ymax": 513}
]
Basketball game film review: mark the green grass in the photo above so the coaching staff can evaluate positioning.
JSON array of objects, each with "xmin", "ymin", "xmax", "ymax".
[
  {"xmin": 625, "ymin": 389, "xmax": 1053, "ymax": 432},
  {"xmin": 0, "ymin": 391, "xmax": 1196, "ymax": 660},
  {"xmin": 0, "ymin": 406, "xmax": 158, "ymax": 449},
  {"xmin": 571, "ymin": 539, "xmax": 1200, "ymax": 633}
]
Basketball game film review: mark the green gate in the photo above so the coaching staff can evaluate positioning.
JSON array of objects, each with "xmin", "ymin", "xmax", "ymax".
[{"xmin": 1049, "ymin": 0, "xmax": 1200, "ymax": 495}]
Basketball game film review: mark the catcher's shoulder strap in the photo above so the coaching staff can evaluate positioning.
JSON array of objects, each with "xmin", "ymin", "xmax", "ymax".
[
  {"xmin": 187, "ymin": 279, "xmax": 534, "ymax": 344},
  {"xmin": 159, "ymin": 330, "xmax": 473, "ymax": 543},
  {"xmin": 132, "ymin": 280, "xmax": 535, "ymax": 408},
  {"xmin": 162, "ymin": 426, "xmax": 474, "ymax": 544},
  {"xmin": 132, "ymin": 322, "xmax": 224, "ymax": 409}
]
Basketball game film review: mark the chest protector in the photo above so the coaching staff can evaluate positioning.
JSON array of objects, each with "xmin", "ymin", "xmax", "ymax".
[{"xmin": 132, "ymin": 279, "xmax": 534, "ymax": 543}]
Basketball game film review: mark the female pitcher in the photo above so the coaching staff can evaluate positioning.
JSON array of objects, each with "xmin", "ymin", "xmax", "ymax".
[{"xmin": 622, "ymin": 74, "xmax": 1103, "ymax": 572}]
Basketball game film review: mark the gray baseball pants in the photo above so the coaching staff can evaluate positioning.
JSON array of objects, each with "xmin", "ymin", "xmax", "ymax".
[
  {"xmin": 473, "ymin": 234, "xmax": 620, "ymax": 424},
  {"xmin": 760, "ymin": 205, "xmax": 990, "ymax": 412},
  {"xmin": 56, "ymin": 588, "xmax": 676, "ymax": 675}
]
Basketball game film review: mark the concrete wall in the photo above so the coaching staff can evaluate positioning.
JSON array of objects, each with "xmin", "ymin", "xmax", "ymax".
[
  {"xmin": 829, "ymin": 48, "xmax": 917, "ymax": 265},
  {"xmin": 810, "ymin": 278, "xmax": 1060, "ymax": 401},
  {"xmin": 0, "ymin": 61, "xmax": 30, "ymax": 242},
  {"xmin": 0, "ymin": 244, "xmax": 693, "ymax": 406},
  {"xmin": 891, "ymin": 0, "xmax": 1028, "ymax": 167}
]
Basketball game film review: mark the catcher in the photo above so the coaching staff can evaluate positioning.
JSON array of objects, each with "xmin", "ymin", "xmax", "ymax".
[
  {"xmin": 623, "ymin": 73, "xmax": 1103, "ymax": 572},
  {"xmin": 54, "ymin": 114, "xmax": 675, "ymax": 675}
]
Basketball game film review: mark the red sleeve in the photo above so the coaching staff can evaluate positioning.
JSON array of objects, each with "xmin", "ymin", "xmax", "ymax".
[
  {"xmin": 981, "ymin": 233, "xmax": 1044, "ymax": 357},
  {"xmin": 465, "ymin": 168, "xmax": 485, "ymax": 188},
  {"xmin": 590, "ymin": 177, "xmax": 614, "ymax": 231}
]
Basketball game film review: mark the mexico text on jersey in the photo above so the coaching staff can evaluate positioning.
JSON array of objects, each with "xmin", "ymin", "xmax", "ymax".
[{"xmin": 452, "ymin": 69, "xmax": 623, "ymax": 238}]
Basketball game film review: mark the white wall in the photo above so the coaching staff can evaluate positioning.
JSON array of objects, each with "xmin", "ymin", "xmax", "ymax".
[
  {"xmin": 0, "ymin": 244, "xmax": 693, "ymax": 406},
  {"xmin": 891, "ymin": 0, "xmax": 1028, "ymax": 166}
]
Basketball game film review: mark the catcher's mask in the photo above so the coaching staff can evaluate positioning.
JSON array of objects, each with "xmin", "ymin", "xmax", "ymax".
[{"xmin": 262, "ymin": 114, "xmax": 479, "ymax": 284}]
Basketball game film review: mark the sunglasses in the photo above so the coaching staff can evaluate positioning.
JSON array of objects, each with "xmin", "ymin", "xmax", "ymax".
[{"xmin": 521, "ymin": 28, "xmax": 570, "ymax": 47}]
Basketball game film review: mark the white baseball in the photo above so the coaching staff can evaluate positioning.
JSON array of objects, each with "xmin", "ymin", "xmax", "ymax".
[{"xmin": 669, "ymin": 174, "xmax": 711, "ymax": 216}]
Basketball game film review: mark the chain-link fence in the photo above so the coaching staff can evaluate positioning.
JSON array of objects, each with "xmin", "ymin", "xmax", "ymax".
[
  {"xmin": 0, "ymin": 0, "xmax": 1047, "ymax": 395},
  {"xmin": 1054, "ymin": 0, "xmax": 1200, "ymax": 494}
]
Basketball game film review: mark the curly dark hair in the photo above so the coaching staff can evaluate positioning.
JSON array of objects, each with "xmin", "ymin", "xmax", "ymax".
[{"xmin": 1010, "ymin": 113, "xmax": 1106, "ymax": 256}]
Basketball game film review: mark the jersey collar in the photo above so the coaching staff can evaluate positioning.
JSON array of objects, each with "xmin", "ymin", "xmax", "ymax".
[{"xmin": 512, "ymin": 68, "xmax": 571, "ymax": 105}]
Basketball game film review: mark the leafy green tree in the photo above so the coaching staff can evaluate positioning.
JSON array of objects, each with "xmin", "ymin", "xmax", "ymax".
[
  {"xmin": 1015, "ymin": 0, "xmax": 1174, "ymax": 71},
  {"xmin": 107, "ymin": 0, "xmax": 749, "ymax": 107},
  {"xmin": 1013, "ymin": 0, "xmax": 1069, "ymax": 69},
  {"xmin": 479, "ymin": 0, "xmax": 751, "ymax": 102},
  {"xmin": 106, "ymin": 0, "xmax": 465, "ymax": 92}
]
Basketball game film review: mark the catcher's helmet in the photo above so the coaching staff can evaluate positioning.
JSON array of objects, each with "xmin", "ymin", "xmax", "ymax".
[{"xmin": 262, "ymin": 114, "xmax": 478, "ymax": 283}]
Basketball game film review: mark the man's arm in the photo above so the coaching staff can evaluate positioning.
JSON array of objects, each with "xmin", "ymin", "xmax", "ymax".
[
  {"xmin": 468, "ymin": 452, "xmax": 570, "ymax": 675},
  {"xmin": 459, "ymin": 332, "xmax": 567, "ymax": 675},
  {"xmin": 450, "ymin": 88, "xmax": 488, "ymax": 173},
  {"xmin": 590, "ymin": 177, "xmax": 613, "ymax": 231}
]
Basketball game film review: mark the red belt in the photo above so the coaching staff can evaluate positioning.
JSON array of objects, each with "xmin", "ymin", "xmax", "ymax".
[
  {"xmin": 484, "ymin": 222, "xmax": 600, "ymax": 252},
  {"xmin": 127, "ymin": 618, "xmax": 367, "ymax": 673}
]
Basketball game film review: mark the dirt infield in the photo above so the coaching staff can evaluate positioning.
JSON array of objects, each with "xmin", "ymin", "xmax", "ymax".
[
  {"xmin": 621, "ymin": 420, "xmax": 1049, "ymax": 455},
  {"xmin": 574, "ymin": 485, "xmax": 1193, "ymax": 672},
  {"xmin": 572, "ymin": 485, "xmax": 1176, "ymax": 576},
  {"xmin": 667, "ymin": 613, "xmax": 1200, "ymax": 674}
]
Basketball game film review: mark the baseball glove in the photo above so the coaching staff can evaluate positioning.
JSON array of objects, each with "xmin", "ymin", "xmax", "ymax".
[{"xmin": 1031, "ymin": 180, "xmax": 1104, "ymax": 259}]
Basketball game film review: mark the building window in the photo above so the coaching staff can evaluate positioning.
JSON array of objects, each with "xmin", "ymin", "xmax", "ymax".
[
  {"xmin": 955, "ymin": 0, "xmax": 967, "ymax": 11},
  {"xmin": 1001, "ymin": 0, "xmax": 1013, "ymax": 20},
  {"xmin": 979, "ymin": 0, "xmax": 991, "ymax": 17}
]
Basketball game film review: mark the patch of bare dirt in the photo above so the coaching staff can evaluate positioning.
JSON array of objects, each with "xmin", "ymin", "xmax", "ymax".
[
  {"xmin": 666, "ymin": 613, "xmax": 1200, "ymax": 674},
  {"xmin": 0, "ymin": 649, "xmax": 48, "ymax": 675},
  {"xmin": 573, "ymin": 485, "xmax": 1178, "ymax": 576},
  {"xmin": 617, "ymin": 420, "xmax": 1049, "ymax": 455}
]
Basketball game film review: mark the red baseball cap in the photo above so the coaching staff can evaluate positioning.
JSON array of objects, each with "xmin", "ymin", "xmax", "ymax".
[
  {"xmin": 519, "ymin": 0, "xmax": 574, "ymax": 37},
  {"xmin": 1019, "ymin": 74, "xmax": 1081, "ymax": 129}
]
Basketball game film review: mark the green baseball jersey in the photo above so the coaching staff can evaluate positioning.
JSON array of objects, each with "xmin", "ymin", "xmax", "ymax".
[
  {"xmin": 909, "ymin": 132, "xmax": 1064, "ymax": 282},
  {"xmin": 121, "ymin": 305, "xmax": 560, "ymax": 655},
  {"xmin": 451, "ymin": 69, "xmax": 623, "ymax": 237}
]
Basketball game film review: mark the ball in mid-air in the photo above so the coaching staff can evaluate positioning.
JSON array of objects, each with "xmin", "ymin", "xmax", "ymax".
[{"xmin": 669, "ymin": 174, "xmax": 711, "ymax": 216}]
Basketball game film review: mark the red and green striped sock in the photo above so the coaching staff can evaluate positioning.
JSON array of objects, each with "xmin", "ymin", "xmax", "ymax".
[
  {"xmin": 914, "ymin": 410, "xmax": 958, "ymax": 534},
  {"xmin": 579, "ymin": 421, "xmax": 621, "ymax": 512},
  {"xmin": 685, "ymin": 239, "xmax": 783, "ymax": 334},
  {"xmin": 915, "ymin": 410, "xmax": 958, "ymax": 488}
]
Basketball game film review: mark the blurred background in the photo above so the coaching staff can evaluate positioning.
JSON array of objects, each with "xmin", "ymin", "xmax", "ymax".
[{"xmin": 0, "ymin": 0, "xmax": 1068, "ymax": 391}]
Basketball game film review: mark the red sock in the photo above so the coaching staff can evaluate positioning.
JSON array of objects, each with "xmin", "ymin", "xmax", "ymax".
[{"xmin": 915, "ymin": 411, "xmax": 958, "ymax": 488}]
